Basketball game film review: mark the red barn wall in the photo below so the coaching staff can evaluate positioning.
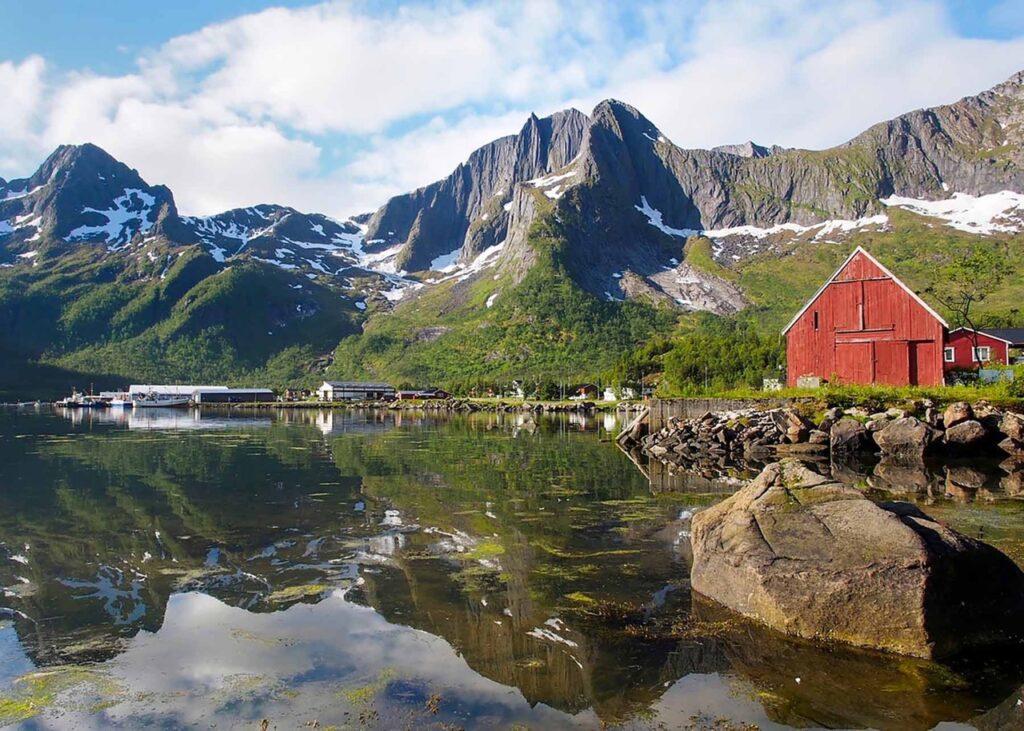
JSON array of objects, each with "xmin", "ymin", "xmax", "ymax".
[
  {"xmin": 944, "ymin": 330, "xmax": 1009, "ymax": 371},
  {"xmin": 786, "ymin": 251, "xmax": 946, "ymax": 387}
]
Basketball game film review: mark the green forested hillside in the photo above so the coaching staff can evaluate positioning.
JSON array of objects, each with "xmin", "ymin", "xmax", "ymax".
[
  {"xmin": 329, "ymin": 210, "xmax": 679, "ymax": 392},
  {"xmin": 645, "ymin": 209, "xmax": 1024, "ymax": 394},
  {"xmin": 0, "ymin": 245, "xmax": 360, "ymax": 398},
  {"xmin": 331, "ymin": 207, "xmax": 1024, "ymax": 395}
]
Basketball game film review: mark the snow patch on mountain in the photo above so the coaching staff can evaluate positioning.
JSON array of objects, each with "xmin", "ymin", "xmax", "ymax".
[
  {"xmin": 429, "ymin": 248, "xmax": 461, "ymax": 272},
  {"xmin": 881, "ymin": 191, "xmax": 1024, "ymax": 234},
  {"xmin": 65, "ymin": 188, "xmax": 156, "ymax": 248},
  {"xmin": 635, "ymin": 197, "xmax": 697, "ymax": 237},
  {"xmin": 423, "ymin": 240, "xmax": 506, "ymax": 286},
  {"xmin": 526, "ymin": 169, "xmax": 577, "ymax": 200},
  {"xmin": 253, "ymin": 256, "xmax": 297, "ymax": 270},
  {"xmin": 525, "ymin": 170, "xmax": 577, "ymax": 187},
  {"xmin": 362, "ymin": 244, "xmax": 404, "ymax": 274},
  {"xmin": 1, "ymin": 184, "xmax": 43, "ymax": 201}
]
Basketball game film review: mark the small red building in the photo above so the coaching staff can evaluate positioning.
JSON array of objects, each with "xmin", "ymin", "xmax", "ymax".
[
  {"xmin": 944, "ymin": 328, "xmax": 1011, "ymax": 371},
  {"xmin": 783, "ymin": 247, "xmax": 948, "ymax": 387}
]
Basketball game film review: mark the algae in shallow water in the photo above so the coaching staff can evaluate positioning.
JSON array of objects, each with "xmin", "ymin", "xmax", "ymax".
[
  {"xmin": 340, "ymin": 667, "xmax": 397, "ymax": 707},
  {"xmin": 462, "ymin": 540, "xmax": 506, "ymax": 561},
  {"xmin": 0, "ymin": 666, "xmax": 124, "ymax": 725},
  {"xmin": 266, "ymin": 583, "xmax": 328, "ymax": 603}
]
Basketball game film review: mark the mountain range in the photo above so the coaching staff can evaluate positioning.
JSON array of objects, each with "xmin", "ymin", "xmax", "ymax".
[{"xmin": 2, "ymin": 70, "xmax": 1024, "ymax": 397}]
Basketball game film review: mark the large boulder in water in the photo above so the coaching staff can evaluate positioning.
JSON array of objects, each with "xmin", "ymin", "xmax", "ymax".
[{"xmin": 689, "ymin": 460, "xmax": 1024, "ymax": 659}]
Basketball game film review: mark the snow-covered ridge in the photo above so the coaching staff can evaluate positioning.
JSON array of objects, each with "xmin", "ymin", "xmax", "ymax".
[{"xmin": 636, "ymin": 190, "xmax": 1024, "ymax": 262}]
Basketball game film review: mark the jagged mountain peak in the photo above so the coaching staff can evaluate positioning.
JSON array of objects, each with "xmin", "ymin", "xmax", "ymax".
[
  {"xmin": 587, "ymin": 99, "xmax": 663, "ymax": 142},
  {"xmin": 0, "ymin": 142, "xmax": 181, "ymax": 255},
  {"xmin": 989, "ymin": 68, "xmax": 1024, "ymax": 95},
  {"xmin": 361, "ymin": 105, "xmax": 588, "ymax": 271}
]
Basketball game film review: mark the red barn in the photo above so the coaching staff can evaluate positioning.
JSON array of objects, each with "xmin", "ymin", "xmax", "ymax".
[
  {"xmin": 783, "ymin": 247, "xmax": 948, "ymax": 387},
  {"xmin": 944, "ymin": 328, "xmax": 1011, "ymax": 371}
]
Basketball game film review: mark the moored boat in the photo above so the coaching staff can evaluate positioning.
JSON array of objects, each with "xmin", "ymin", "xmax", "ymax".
[{"xmin": 56, "ymin": 391, "xmax": 108, "ymax": 408}]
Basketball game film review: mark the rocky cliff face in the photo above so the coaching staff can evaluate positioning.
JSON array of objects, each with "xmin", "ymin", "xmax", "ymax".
[
  {"xmin": 355, "ymin": 69, "xmax": 1023, "ymax": 312},
  {"xmin": 362, "ymin": 108, "xmax": 588, "ymax": 271}
]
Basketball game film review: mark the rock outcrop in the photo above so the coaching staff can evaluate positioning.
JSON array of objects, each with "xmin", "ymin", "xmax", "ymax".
[
  {"xmin": 873, "ymin": 417, "xmax": 941, "ymax": 461},
  {"xmin": 690, "ymin": 460, "xmax": 1024, "ymax": 659}
]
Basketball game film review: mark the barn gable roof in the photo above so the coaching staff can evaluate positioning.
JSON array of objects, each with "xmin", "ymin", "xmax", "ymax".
[{"xmin": 781, "ymin": 246, "xmax": 948, "ymax": 336}]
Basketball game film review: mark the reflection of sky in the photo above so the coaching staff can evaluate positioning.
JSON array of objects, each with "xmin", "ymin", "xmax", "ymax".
[
  {"xmin": 47, "ymin": 592, "xmax": 601, "ymax": 729},
  {"xmin": 0, "ymin": 622, "xmax": 33, "ymax": 688},
  {"xmin": 10, "ymin": 590, "xmax": 834, "ymax": 729}
]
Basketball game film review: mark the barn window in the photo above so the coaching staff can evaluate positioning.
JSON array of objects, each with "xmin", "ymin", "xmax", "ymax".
[
  {"xmin": 944, "ymin": 347, "xmax": 955, "ymax": 363},
  {"xmin": 973, "ymin": 346, "xmax": 991, "ymax": 362},
  {"xmin": 813, "ymin": 311, "xmax": 819, "ymax": 331}
]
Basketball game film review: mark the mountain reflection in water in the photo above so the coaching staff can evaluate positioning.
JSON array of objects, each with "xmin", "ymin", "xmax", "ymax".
[{"xmin": 1, "ymin": 407, "xmax": 1023, "ymax": 729}]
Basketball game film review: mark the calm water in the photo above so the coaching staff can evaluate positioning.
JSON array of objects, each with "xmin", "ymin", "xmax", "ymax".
[{"xmin": 2, "ymin": 407, "xmax": 1024, "ymax": 730}]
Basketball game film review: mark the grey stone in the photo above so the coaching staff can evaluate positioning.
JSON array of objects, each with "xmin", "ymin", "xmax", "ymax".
[
  {"xmin": 830, "ymin": 417, "xmax": 869, "ymax": 454},
  {"xmin": 1000, "ymin": 412, "xmax": 1024, "ymax": 443},
  {"xmin": 944, "ymin": 419, "xmax": 987, "ymax": 448},
  {"xmin": 874, "ymin": 417, "xmax": 939, "ymax": 461},
  {"xmin": 943, "ymin": 402, "xmax": 974, "ymax": 429},
  {"xmin": 690, "ymin": 460, "xmax": 1024, "ymax": 659}
]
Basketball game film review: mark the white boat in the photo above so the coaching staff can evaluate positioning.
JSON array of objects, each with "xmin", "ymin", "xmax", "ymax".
[
  {"xmin": 57, "ymin": 391, "xmax": 107, "ymax": 408},
  {"xmin": 133, "ymin": 394, "xmax": 192, "ymax": 408},
  {"xmin": 109, "ymin": 399, "xmax": 132, "ymax": 408}
]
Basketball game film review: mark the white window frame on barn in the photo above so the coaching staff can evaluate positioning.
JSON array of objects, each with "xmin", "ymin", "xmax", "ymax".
[
  {"xmin": 944, "ymin": 347, "xmax": 955, "ymax": 363},
  {"xmin": 973, "ymin": 346, "xmax": 991, "ymax": 362}
]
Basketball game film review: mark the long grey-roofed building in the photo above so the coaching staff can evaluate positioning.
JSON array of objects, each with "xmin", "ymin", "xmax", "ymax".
[
  {"xmin": 194, "ymin": 388, "xmax": 276, "ymax": 403},
  {"xmin": 317, "ymin": 381, "xmax": 396, "ymax": 402},
  {"xmin": 128, "ymin": 385, "xmax": 229, "ymax": 397}
]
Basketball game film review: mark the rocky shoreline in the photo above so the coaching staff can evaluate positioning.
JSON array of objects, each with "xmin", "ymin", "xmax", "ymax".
[{"xmin": 624, "ymin": 400, "xmax": 1024, "ymax": 468}]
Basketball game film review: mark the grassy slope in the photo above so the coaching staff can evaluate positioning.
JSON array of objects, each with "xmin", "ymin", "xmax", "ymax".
[
  {"xmin": 0, "ymin": 245, "xmax": 360, "ymax": 398},
  {"xmin": 637, "ymin": 209, "xmax": 1024, "ymax": 395},
  {"xmin": 332, "ymin": 206, "xmax": 1024, "ymax": 393},
  {"xmin": 329, "ymin": 207, "xmax": 678, "ymax": 390},
  {"xmin": 735, "ymin": 208, "xmax": 1024, "ymax": 331}
]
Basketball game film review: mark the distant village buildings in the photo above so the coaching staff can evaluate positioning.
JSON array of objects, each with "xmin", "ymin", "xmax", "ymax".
[{"xmin": 125, "ymin": 385, "xmax": 275, "ymax": 402}]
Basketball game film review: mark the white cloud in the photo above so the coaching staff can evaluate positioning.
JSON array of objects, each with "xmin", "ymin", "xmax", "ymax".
[
  {"xmin": 593, "ymin": 0, "xmax": 1024, "ymax": 150},
  {"xmin": 0, "ymin": 56, "xmax": 47, "ymax": 168},
  {"xmin": 0, "ymin": 0, "xmax": 1021, "ymax": 217}
]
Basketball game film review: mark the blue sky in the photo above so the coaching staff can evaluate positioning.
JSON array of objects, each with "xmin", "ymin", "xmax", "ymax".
[{"xmin": 2, "ymin": 0, "xmax": 1023, "ymax": 217}]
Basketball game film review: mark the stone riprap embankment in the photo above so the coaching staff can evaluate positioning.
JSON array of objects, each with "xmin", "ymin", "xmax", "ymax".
[
  {"xmin": 628, "ymin": 401, "xmax": 1024, "ymax": 467},
  {"xmin": 689, "ymin": 460, "xmax": 1024, "ymax": 659}
]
